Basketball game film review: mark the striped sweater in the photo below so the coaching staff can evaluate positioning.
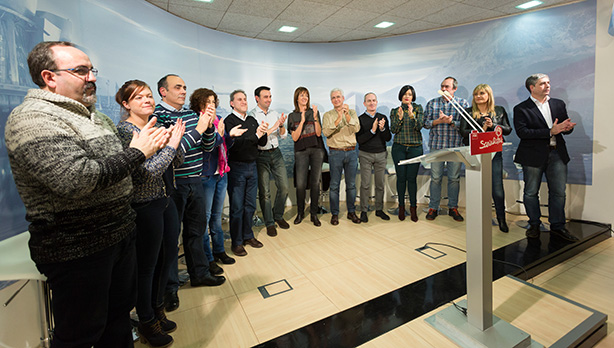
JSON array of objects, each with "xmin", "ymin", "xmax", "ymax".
[
  {"xmin": 4, "ymin": 89, "xmax": 145, "ymax": 264},
  {"xmin": 152, "ymin": 103, "xmax": 217, "ymax": 184}
]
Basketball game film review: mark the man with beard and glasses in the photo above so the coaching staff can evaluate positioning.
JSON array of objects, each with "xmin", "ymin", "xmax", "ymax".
[{"xmin": 5, "ymin": 41, "xmax": 169, "ymax": 347}]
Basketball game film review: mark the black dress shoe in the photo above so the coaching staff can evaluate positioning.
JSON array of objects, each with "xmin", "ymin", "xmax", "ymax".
[
  {"xmin": 231, "ymin": 244, "xmax": 247, "ymax": 256},
  {"xmin": 526, "ymin": 224, "xmax": 540, "ymax": 239},
  {"xmin": 294, "ymin": 213, "xmax": 304, "ymax": 225},
  {"xmin": 191, "ymin": 274, "xmax": 226, "ymax": 287},
  {"xmin": 330, "ymin": 214, "xmax": 339, "ymax": 225},
  {"xmin": 550, "ymin": 228, "xmax": 579, "ymax": 242},
  {"xmin": 163, "ymin": 291, "xmax": 179, "ymax": 312},
  {"xmin": 375, "ymin": 210, "xmax": 390, "ymax": 221},
  {"xmin": 266, "ymin": 225, "xmax": 278, "ymax": 237},
  {"xmin": 213, "ymin": 252, "xmax": 236, "ymax": 264},
  {"xmin": 243, "ymin": 238, "xmax": 264, "ymax": 248},
  {"xmin": 347, "ymin": 212, "xmax": 361, "ymax": 224},
  {"xmin": 360, "ymin": 211, "xmax": 368, "ymax": 223},
  {"xmin": 497, "ymin": 217, "xmax": 509, "ymax": 233},
  {"xmin": 209, "ymin": 261, "xmax": 224, "ymax": 275},
  {"xmin": 276, "ymin": 219, "xmax": 290, "ymax": 229},
  {"xmin": 311, "ymin": 214, "xmax": 321, "ymax": 227}
]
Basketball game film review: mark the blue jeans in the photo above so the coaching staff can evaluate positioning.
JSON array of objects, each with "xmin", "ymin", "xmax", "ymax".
[
  {"xmin": 522, "ymin": 149, "xmax": 567, "ymax": 230},
  {"xmin": 202, "ymin": 174, "xmax": 228, "ymax": 255},
  {"xmin": 257, "ymin": 148, "xmax": 289, "ymax": 226},
  {"xmin": 429, "ymin": 161, "xmax": 461, "ymax": 209},
  {"xmin": 168, "ymin": 182, "xmax": 211, "ymax": 286},
  {"xmin": 37, "ymin": 234, "xmax": 136, "ymax": 348},
  {"xmin": 295, "ymin": 147, "xmax": 324, "ymax": 215},
  {"xmin": 329, "ymin": 149, "xmax": 358, "ymax": 215},
  {"xmin": 227, "ymin": 161, "xmax": 257, "ymax": 246},
  {"xmin": 391, "ymin": 143, "xmax": 423, "ymax": 207},
  {"xmin": 492, "ymin": 152, "xmax": 506, "ymax": 219}
]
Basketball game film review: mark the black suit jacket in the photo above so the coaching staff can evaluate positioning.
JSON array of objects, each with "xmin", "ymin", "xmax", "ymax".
[{"xmin": 513, "ymin": 97, "xmax": 573, "ymax": 167}]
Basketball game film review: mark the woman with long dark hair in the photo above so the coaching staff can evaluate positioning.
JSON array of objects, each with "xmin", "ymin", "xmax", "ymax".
[
  {"xmin": 459, "ymin": 84, "xmax": 512, "ymax": 232},
  {"xmin": 390, "ymin": 85, "xmax": 424, "ymax": 222},
  {"xmin": 116, "ymin": 80, "xmax": 185, "ymax": 347},
  {"xmin": 288, "ymin": 87, "xmax": 324, "ymax": 226}
]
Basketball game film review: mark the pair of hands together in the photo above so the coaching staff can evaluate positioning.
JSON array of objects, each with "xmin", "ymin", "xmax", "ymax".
[{"xmin": 129, "ymin": 117, "xmax": 185, "ymax": 158}]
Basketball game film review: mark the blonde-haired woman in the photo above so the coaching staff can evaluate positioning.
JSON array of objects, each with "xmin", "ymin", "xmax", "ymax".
[{"xmin": 459, "ymin": 84, "xmax": 512, "ymax": 232}]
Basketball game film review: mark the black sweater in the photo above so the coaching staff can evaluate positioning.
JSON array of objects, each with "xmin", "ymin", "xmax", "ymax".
[
  {"xmin": 224, "ymin": 113, "xmax": 267, "ymax": 162},
  {"xmin": 356, "ymin": 112, "xmax": 392, "ymax": 153}
]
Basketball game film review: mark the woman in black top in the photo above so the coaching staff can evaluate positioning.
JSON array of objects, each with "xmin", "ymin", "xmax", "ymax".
[
  {"xmin": 459, "ymin": 84, "xmax": 512, "ymax": 232},
  {"xmin": 288, "ymin": 87, "xmax": 324, "ymax": 226}
]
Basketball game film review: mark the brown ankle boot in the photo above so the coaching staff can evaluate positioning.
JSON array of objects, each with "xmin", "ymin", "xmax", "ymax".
[
  {"xmin": 154, "ymin": 305, "xmax": 177, "ymax": 333},
  {"xmin": 398, "ymin": 206, "xmax": 405, "ymax": 221},
  {"xmin": 410, "ymin": 206, "xmax": 418, "ymax": 222},
  {"xmin": 138, "ymin": 318, "xmax": 173, "ymax": 347}
]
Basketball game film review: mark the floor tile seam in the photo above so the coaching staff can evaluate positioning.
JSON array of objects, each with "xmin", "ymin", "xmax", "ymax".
[{"xmin": 234, "ymin": 294, "xmax": 266, "ymax": 345}]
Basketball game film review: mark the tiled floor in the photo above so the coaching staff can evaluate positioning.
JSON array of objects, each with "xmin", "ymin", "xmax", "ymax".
[{"xmin": 134, "ymin": 205, "xmax": 612, "ymax": 347}]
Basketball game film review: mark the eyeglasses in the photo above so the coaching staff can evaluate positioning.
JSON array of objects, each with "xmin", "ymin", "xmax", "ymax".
[{"xmin": 52, "ymin": 66, "xmax": 98, "ymax": 77}]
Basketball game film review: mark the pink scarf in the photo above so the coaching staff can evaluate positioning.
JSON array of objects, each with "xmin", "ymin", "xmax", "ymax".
[{"xmin": 213, "ymin": 116, "xmax": 230, "ymax": 176}]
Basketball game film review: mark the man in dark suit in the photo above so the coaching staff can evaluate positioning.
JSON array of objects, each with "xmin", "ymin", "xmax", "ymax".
[{"xmin": 513, "ymin": 73, "xmax": 578, "ymax": 242}]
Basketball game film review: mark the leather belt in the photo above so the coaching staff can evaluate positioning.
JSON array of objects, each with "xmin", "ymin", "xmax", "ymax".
[
  {"xmin": 329, "ymin": 146, "xmax": 356, "ymax": 152},
  {"xmin": 259, "ymin": 147, "xmax": 278, "ymax": 153}
]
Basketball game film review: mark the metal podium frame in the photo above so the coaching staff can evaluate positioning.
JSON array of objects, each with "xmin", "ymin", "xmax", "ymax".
[{"xmin": 400, "ymin": 146, "xmax": 535, "ymax": 348}]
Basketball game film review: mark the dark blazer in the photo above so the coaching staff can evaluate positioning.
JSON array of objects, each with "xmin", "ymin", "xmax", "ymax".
[{"xmin": 513, "ymin": 97, "xmax": 573, "ymax": 167}]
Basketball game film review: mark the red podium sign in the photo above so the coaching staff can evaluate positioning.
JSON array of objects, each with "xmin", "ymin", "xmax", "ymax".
[{"xmin": 469, "ymin": 126, "xmax": 503, "ymax": 155}]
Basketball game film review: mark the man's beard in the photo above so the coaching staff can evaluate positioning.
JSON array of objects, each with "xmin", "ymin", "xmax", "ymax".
[{"xmin": 82, "ymin": 82, "xmax": 97, "ymax": 106}]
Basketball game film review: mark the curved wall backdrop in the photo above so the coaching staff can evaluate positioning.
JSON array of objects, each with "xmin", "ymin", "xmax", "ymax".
[{"xmin": 0, "ymin": 0, "xmax": 596, "ymax": 240}]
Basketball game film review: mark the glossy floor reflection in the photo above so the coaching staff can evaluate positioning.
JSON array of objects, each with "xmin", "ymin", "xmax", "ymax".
[{"xmin": 255, "ymin": 220, "xmax": 611, "ymax": 348}]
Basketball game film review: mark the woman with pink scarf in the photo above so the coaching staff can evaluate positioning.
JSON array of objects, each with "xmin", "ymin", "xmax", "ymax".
[{"xmin": 190, "ymin": 88, "xmax": 239, "ymax": 266}]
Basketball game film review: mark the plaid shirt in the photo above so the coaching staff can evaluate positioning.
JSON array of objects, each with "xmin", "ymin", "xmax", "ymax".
[
  {"xmin": 424, "ymin": 96, "xmax": 470, "ymax": 150},
  {"xmin": 390, "ymin": 103, "xmax": 424, "ymax": 146}
]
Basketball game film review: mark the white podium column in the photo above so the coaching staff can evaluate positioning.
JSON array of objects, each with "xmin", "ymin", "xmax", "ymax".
[{"xmin": 465, "ymin": 153, "xmax": 493, "ymax": 330}]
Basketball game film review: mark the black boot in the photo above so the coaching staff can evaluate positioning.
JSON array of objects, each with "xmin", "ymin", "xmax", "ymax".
[
  {"xmin": 155, "ymin": 305, "xmax": 177, "ymax": 333},
  {"xmin": 138, "ymin": 318, "xmax": 173, "ymax": 347},
  {"xmin": 497, "ymin": 217, "xmax": 509, "ymax": 233}
]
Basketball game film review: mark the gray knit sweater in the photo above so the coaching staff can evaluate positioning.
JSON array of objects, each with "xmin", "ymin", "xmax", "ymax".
[{"xmin": 5, "ymin": 89, "xmax": 145, "ymax": 264}]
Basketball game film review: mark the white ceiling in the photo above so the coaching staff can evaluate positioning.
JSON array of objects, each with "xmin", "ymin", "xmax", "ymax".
[{"xmin": 145, "ymin": 0, "xmax": 582, "ymax": 42}]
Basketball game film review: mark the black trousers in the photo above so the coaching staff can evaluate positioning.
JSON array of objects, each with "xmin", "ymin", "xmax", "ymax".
[{"xmin": 37, "ymin": 234, "xmax": 137, "ymax": 348}]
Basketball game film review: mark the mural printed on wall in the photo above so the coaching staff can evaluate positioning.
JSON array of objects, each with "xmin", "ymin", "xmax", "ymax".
[{"xmin": 0, "ymin": 0, "xmax": 596, "ymax": 240}]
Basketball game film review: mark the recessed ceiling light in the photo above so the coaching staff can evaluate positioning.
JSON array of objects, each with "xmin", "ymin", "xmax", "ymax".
[
  {"xmin": 374, "ymin": 21, "xmax": 395, "ymax": 29},
  {"xmin": 278, "ymin": 26, "xmax": 297, "ymax": 33},
  {"xmin": 516, "ymin": 1, "xmax": 543, "ymax": 10},
  {"xmin": 194, "ymin": 0, "xmax": 213, "ymax": 2}
]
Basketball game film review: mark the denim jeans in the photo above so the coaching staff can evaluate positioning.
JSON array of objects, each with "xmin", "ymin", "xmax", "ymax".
[
  {"xmin": 37, "ymin": 234, "xmax": 136, "ymax": 348},
  {"xmin": 329, "ymin": 149, "xmax": 358, "ymax": 215},
  {"xmin": 294, "ymin": 147, "xmax": 324, "ymax": 215},
  {"xmin": 429, "ymin": 161, "xmax": 461, "ymax": 209},
  {"xmin": 227, "ymin": 161, "xmax": 258, "ymax": 246},
  {"xmin": 169, "ymin": 182, "xmax": 211, "ymax": 284},
  {"xmin": 257, "ymin": 148, "xmax": 289, "ymax": 226},
  {"xmin": 202, "ymin": 174, "xmax": 228, "ymax": 255},
  {"xmin": 492, "ymin": 152, "xmax": 506, "ymax": 219},
  {"xmin": 358, "ymin": 150, "xmax": 387, "ymax": 211},
  {"xmin": 522, "ymin": 149, "xmax": 567, "ymax": 230},
  {"xmin": 391, "ymin": 143, "xmax": 423, "ymax": 207}
]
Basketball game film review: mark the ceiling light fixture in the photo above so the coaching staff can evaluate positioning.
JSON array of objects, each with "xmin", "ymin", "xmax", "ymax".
[
  {"xmin": 194, "ymin": 0, "xmax": 213, "ymax": 2},
  {"xmin": 374, "ymin": 21, "xmax": 395, "ymax": 29},
  {"xmin": 278, "ymin": 26, "xmax": 297, "ymax": 33},
  {"xmin": 516, "ymin": 1, "xmax": 543, "ymax": 10}
]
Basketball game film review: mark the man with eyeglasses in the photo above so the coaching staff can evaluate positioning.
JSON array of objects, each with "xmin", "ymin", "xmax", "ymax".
[{"xmin": 5, "ymin": 41, "xmax": 169, "ymax": 347}]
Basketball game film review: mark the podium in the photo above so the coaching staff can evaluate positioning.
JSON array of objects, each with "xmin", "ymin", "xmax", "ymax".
[{"xmin": 400, "ymin": 146, "xmax": 535, "ymax": 348}]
